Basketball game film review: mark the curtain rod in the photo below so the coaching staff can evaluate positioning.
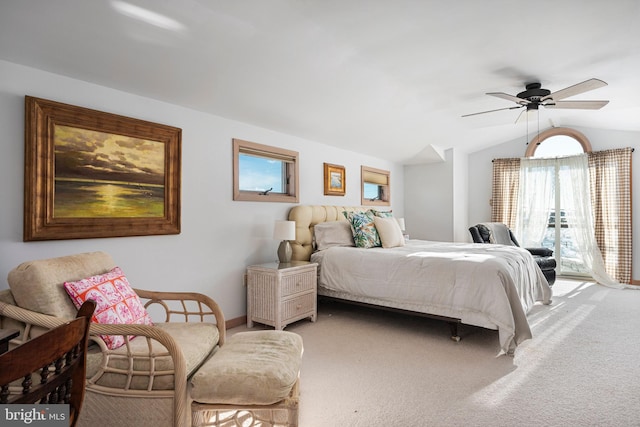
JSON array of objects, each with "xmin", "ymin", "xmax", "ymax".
[{"xmin": 491, "ymin": 147, "xmax": 634, "ymax": 162}]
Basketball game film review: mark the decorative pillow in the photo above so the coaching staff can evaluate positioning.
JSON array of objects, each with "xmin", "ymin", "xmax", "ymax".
[
  {"xmin": 343, "ymin": 211, "xmax": 381, "ymax": 248},
  {"xmin": 370, "ymin": 209, "xmax": 393, "ymax": 218},
  {"xmin": 374, "ymin": 217, "xmax": 406, "ymax": 248},
  {"xmin": 314, "ymin": 221, "xmax": 355, "ymax": 251},
  {"xmin": 64, "ymin": 267, "xmax": 153, "ymax": 350}
]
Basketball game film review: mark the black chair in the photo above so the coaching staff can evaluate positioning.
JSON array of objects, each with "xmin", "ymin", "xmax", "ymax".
[{"xmin": 469, "ymin": 223, "xmax": 556, "ymax": 286}]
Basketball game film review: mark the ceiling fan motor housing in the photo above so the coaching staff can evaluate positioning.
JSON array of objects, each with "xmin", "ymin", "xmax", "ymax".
[
  {"xmin": 517, "ymin": 83, "xmax": 551, "ymax": 109},
  {"xmin": 517, "ymin": 83, "xmax": 551, "ymax": 100}
]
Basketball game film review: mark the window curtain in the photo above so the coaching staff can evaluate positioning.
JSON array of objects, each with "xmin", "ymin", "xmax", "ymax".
[
  {"xmin": 491, "ymin": 158, "xmax": 520, "ymax": 227},
  {"xmin": 515, "ymin": 158, "xmax": 555, "ymax": 248},
  {"xmin": 559, "ymin": 154, "xmax": 623, "ymax": 288},
  {"xmin": 588, "ymin": 148, "xmax": 633, "ymax": 284}
]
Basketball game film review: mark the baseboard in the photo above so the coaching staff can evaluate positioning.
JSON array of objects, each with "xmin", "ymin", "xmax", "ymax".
[{"xmin": 225, "ymin": 315, "xmax": 247, "ymax": 330}]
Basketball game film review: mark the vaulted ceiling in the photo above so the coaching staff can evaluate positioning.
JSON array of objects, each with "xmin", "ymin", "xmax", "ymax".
[{"xmin": 1, "ymin": 1, "xmax": 639, "ymax": 163}]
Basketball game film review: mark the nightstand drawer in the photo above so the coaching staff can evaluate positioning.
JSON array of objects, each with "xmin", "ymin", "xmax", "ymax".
[
  {"xmin": 282, "ymin": 292, "xmax": 315, "ymax": 320},
  {"xmin": 281, "ymin": 270, "xmax": 315, "ymax": 297}
]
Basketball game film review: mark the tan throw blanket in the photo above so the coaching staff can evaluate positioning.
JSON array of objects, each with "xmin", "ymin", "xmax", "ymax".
[{"xmin": 480, "ymin": 222, "xmax": 515, "ymax": 246}]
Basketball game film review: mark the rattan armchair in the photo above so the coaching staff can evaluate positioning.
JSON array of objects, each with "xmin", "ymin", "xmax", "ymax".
[{"xmin": 0, "ymin": 252, "xmax": 226, "ymax": 427}]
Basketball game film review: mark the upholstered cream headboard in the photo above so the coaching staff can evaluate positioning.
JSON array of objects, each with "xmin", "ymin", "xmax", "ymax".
[{"xmin": 288, "ymin": 205, "xmax": 368, "ymax": 262}]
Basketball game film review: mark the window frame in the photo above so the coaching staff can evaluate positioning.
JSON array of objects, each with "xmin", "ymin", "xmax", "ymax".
[
  {"xmin": 524, "ymin": 127, "xmax": 592, "ymax": 157},
  {"xmin": 233, "ymin": 138, "xmax": 299, "ymax": 203},
  {"xmin": 360, "ymin": 165, "xmax": 390, "ymax": 206}
]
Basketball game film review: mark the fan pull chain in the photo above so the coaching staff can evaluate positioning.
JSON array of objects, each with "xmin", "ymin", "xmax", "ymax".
[{"xmin": 526, "ymin": 112, "xmax": 529, "ymax": 145}]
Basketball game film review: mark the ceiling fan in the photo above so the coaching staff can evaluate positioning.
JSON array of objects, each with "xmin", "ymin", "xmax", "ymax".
[{"xmin": 462, "ymin": 78, "xmax": 609, "ymax": 122}]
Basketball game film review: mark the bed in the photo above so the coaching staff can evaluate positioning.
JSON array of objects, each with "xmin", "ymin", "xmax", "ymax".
[{"xmin": 288, "ymin": 205, "xmax": 552, "ymax": 355}]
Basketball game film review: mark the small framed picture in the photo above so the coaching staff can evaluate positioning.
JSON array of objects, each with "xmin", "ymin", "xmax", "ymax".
[{"xmin": 323, "ymin": 163, "xmax": 346, "ymax": 196}]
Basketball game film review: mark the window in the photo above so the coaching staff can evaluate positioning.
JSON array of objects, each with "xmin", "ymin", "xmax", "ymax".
[
  {"xmin": 523, "ymin": 127, "xmax": 592, "ymax": 278},
  {"xmin": 361, "ymin": 166, "xmax": 390, "ymax": 206},
  {"xmin": 525, "ymin": 127, "xmax": 592, "ymax": 158},
  {"xmin": 233, "ymin": 139, "xmax": 299, "ymax": 203}
]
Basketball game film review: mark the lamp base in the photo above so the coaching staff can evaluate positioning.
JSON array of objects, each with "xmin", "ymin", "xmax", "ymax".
[{"xmin": 277, "ymin": 240, "xmax": 292, "ymax": 263}]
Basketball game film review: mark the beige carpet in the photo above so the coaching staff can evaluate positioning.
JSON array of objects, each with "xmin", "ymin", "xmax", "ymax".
[{"xmin": 231, "ymin": 279, "xmax": 640, "ymax": 426}]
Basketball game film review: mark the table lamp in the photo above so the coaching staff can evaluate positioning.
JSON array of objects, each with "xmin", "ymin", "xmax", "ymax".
[{"xmin": 274, "ymin": 220, "xmax": 296, "ymax": 263}]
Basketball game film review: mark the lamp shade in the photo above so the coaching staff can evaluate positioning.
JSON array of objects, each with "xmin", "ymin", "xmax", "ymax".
[
  {"xmin": 273, "ymin": 220, "xmax": 296, "ymax": 241},
  {"xmin": 396, "ymin": 217, "xmax": 406, "ymax": 232}
]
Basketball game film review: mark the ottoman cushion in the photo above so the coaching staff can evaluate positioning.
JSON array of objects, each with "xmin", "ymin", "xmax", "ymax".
[{"xmin": 190, "ymin": 330, "xmax": 303, "ymax": 405}]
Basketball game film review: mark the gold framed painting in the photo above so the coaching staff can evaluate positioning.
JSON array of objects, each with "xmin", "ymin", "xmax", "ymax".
[
  {"xmin": 24, "ymin": 96, "xmax": 182, "ymax": 241},
  {"xmin": 323, "ymin": 163, "xmax": 346, "ymax": 196}
]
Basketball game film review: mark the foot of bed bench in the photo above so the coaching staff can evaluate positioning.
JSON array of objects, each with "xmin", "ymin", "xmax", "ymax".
[{"xmin": 449, "ymin": 322, "xmax": 461, "ymax": 342}]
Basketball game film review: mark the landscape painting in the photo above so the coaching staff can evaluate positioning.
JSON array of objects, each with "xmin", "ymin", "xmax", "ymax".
[
  {"xmin": 24, "ymin": 96, "xmax": 182, "ymax": 241},
  {"xmin": 54, "ymin": 125, "xmax": 165, "ymax": 218}
]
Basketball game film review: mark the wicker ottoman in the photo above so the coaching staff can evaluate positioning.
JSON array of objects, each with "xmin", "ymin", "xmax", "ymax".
[{"xmin": 190, "ymin": 330, "xmax": 303, "ymax": 427}]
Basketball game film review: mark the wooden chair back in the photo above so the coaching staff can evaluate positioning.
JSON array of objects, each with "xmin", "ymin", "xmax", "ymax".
[{"xmin": 0, "ymin": 300, "xmax": 95, "ymax": 427}]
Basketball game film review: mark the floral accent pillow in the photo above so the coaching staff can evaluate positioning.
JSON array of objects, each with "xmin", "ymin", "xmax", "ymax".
[
  {"xmin": 370, "ymin": 209, "xmax": 393, "ymax": 218},
  {"xmin": 343, "ymin": 211, "xmax": 381, "ymax": 248},
  {"xmin": 64, "ymin": 266, "xmax": 153, "ymax": 350}
]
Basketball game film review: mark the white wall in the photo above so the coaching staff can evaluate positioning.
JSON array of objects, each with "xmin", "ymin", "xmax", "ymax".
[
  {"xmin": 0, "ymin": 60, "xmax": 404, "ymax": 321},
  {"xmin": 403, "ymin": 149, "xmax": 453, "ymax": 241}
]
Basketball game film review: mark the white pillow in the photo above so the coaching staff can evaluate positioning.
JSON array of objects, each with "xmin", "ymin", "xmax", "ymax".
[
  {"xmin": 313, "ymin": 221, "xmax": 355, "ymax": 251},
  {"xmin": 373, "ymin": 217, "xmax": 405, "ymax": 248}
]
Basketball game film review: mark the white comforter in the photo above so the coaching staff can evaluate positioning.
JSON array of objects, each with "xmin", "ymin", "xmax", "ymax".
[{"xmin": 310, "ymin": 240, "xmax": 552, "ymax": 355}]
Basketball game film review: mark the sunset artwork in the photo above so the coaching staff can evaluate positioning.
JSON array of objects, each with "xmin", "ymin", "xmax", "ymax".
[{"xmin": 53, "ymin": 125, "xmax": 165, "ymax": 218}]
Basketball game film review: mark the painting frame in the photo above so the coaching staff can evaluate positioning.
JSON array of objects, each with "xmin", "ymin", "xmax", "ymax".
[
  {"xmin": 323, "ymin": 163, "xmax": 346, "ymax": 196},
  {"xmin": 24, "ymin": 96, "xmax": 182, "ymax": 241}
]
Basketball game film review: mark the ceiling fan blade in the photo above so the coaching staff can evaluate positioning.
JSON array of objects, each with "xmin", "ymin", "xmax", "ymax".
[
  {"xmin": 461, "ymin": 105, "xmax": 523, "ymax": 118},
  {"xmin": 486, "ymin": 92, "xmax": 530, "ymax": 105},
  {"xmin": 542, "ymin": 78, "xmax": 607, "ymax": 101},
  {"xmin": 544, "ymin": 100, "xmax": 609, "ymax": 110}
]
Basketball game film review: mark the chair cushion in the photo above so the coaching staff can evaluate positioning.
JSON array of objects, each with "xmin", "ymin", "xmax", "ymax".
[
  {"xmin": 7, "ymin": 252, "xmax": 116, "ymax": 319},
  {"xmin": 86, "ymin": 322, "xmax": 219, "ymax": 390},
  {"xmin": 190, "ymin": 330, "xmax": 303, "ymax": 405}
]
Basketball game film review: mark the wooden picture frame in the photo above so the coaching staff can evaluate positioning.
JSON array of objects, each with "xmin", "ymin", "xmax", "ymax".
[
  {"xmin": 24, "ymin": 96, "xmax": 182, "ymax": 241},
  {"xmin": 323, "ymin": 163, "xmax": 346, "ymax": 196}
]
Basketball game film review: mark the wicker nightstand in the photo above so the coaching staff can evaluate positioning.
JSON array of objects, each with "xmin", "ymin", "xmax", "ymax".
[{"xmin": 246, "ymin": 261, "xmax": 317, "ymax": 330}]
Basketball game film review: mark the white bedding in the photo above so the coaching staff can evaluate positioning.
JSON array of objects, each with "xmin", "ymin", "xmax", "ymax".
[{"xmin": 310, "ymin": 239, "xmax": 552, "ymax": 355}]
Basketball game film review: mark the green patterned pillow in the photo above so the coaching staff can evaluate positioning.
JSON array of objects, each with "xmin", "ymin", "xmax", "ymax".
[
  {"xmin": 343, "ymin": 211, "xmax": 381, "ymax": 248},
  {"xmin": 370, "ymin": 209, "xmax": 393, "ymax": 218}
]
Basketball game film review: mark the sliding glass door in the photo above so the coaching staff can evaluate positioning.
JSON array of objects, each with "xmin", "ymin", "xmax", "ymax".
[{"xmin": 519, "ymin": 136, "xmax": 592, "ymax": 279}]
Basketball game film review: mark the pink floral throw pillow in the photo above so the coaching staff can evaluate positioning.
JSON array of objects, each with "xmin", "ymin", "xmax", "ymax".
[{"xmin": 64, "ymin": 266, "xmax": 153, "ymax": 350}]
